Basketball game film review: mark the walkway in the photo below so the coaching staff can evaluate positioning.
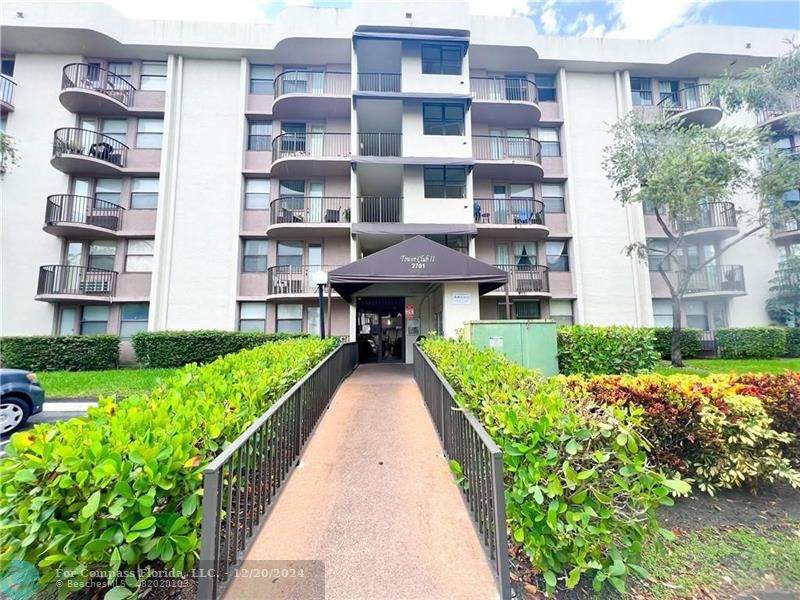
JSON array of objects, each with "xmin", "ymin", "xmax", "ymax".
[{"xmin": 224, "ymin": 364, "xmax": 498, "ymax": 600}]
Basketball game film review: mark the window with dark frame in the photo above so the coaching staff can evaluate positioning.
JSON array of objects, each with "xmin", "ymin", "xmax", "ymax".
[
  {"xmin": 244, "ymin": 178, "xmax": 270, "ymax": 210},
  {"xmin": 421, "ymin": 43, "xmax": 462, "ymax": 75},
  {"xmin": 125, "ymin": 239, "xmax": 154, "ymax": 272},
  {"xmin": 88, "ymin": 241, "xmax": 116, "ymax": 271},
  {"xmin": 136, "ymin": 118, "xmax": 163, "ymax": 149},
  {"xmin": 95, "ymin": 178, "xmax": 122, "ymax": 206},
  {"xmin": 249, "ymin": 65, "xmax": 274, "ymax": 94},
  {"xmin": 545, "ymin": 240, "xmax": 570, "ymax": 271},
  {"xmin": 140, "ymin": 61, "xmax": 167, "ymax": 91},
  {"xmin": 239, "ymin": 302, "xmax": 267, "ymax": 332},
  {"xmin": 631, "ymin": 77, "xmax": 653, "ymax": 106},
  {"xmin": 549, "ymin": 300, "xmax": 574, "ymax": 325},
  {"xmin": 242, "ymin": 239, "xmax": 268, "ymax": 272},
  {"xmin": 541, "ymin": 183, "xmax": 565, "ymax": 213},
  {"xmin": 119, "ymin": 303, "xmax": 149, "ymax": 338},
  {"xmin": 424, "ymin": 166, "xmax": 466, "ymax": 198},
  {"xmin": 539, "ymin": 127, "xmax": 561, "ymax": 157},
  {"xmin": 130, "ymin": 178, "xmax": 159, "ymax": 209},
  {"xmin": 248, "ymin": 120, "xmax": 272, "ymax": 151},
  {"xmin": 276, "ymin": 304, "xmax": 303, "ymax": 333},
  {"xmin": 422, "ymin": 103, "xmax": 465, "ymax": 135},
  {"xmin": 534, "ymin": 74, "xmax": 557, "ymax": 101},
  {"xmin": 80, "ymin": 305, "xmax": 109, "ymax": 335}
]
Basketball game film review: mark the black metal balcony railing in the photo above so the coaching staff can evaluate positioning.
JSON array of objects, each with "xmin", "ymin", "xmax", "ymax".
[
  {"xmin": 756, "ymin": 96, "xmax": 800, "ymax": 125},
  {"xmin": 471, "ymin": 77, "xmax": 538, "ymax": 103},
  {"xmin": 267, "ymin": 264, "xmax": 343, "ymax": 295},
  {"xmin": 358, "ymin": 132, "xmax": 402, "ymax": 157},
  {"xmin": 656, "ymin": 83, "xmax": 720, "ymax": 114},
  {"xmin": 495, "ymin": 264, "xmax": 550, "ymax": 293},
  {"xmin": 52, "ymin": 128, "xmax": 128, "ymax": 168},
  {"xmin": 474, "ymin": 198, "xmax": 545, "ymax": 226},
  {"xmin": 357, "ymin": 72, "xmax": 402, "ymax": 93},
  {"xmin": 773, "ymin": 216, "xmax": 800, "ymax": 235},
  {"xmin": 358, "ymin": 196, "xmax": 403, "ymax": 223},
  {"xmin": 772, "ymin": 266, "xmax": 800, "ymax": 299},
  {"xmin": 45, "ymin": 195, "xmax": 124, "ymax": 231},
  {"xmin": 37, "ymin": 264, "xmax": 117, "ymax": 297},
  {"xmin": 269, "ymin": 196, "xmax": 350, "ymax": 225},
  {"xmin": 683, "ymin": 264, "xmax": 745, "ymax": 294},
  {"xmin": 271, "ymin": 132, "xmax": 350, "ymax": 162},
  {"xmin": 0, "ymin": 74, "xmax": 16, "ymax": 107},
  {"xmin": 273, "ymin": 71, "xmax": 350, "ymax": 98},
  {"xmin": 680, "ymin": 201, "xmax": 737, "ymax": 233},
  {"xmin": 61, "ymin": 63, "xmax": 137, "ymax": 108},
  {"xmin": 472, "ymin": 135, "xmax": 541, "ymax": 163}
]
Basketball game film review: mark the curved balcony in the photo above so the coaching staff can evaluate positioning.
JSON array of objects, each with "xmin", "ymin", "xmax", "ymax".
[
  {"xmin": 271, "ymin": 132, "xmax": 350, "ymax": 177},
  {"xmin": 267, "ymin": 196, "xmax": 350, "ymax": 238},
  {"xmin": 683, "ymin": 264, "xmax": 746, "ymax": 298},
  {"xmin": 473, "ymin": 198, "xmax": 548, "ymax": 239},
  {"xmin": 272, "ymin": 70, "xmax": 351, "ymax": 119},
  {"xmin": 773, "ymin": 216, "xmax": 800, "ymax": 243},
  {"xmin": 0, "ymin": 74, "xmax": 15, "ymax": 113},
  {"xmin": 52, "ymin": 128, "xmax": 128, "ymax": 175},
  {"xmin": 36, "ymin": 265, "xmax": 117, "ymax": 302},
  {"xmin": 472, "ymin": 135, "xmax": 543, "ymax": 179},
  {"xmin": 470, "ymin": 77, "xmax": 540, "ymax": 124},
  {"xmin": 43, "ymin": 195, "xmax": 124, "ymax": 239},
  {"xmin": 59, "ymin": 63, "xmax": 136, "ymax": 115},
  {"xmin": 771, "ymin": 265, "xmax": 800, "ymax": 301},
  {"xmin": 757, "ymin": 97, "xmax": 800, "ymax": 129},
  {"xmin": 493, "ymin": 264, "xmax": 551, "ymax": 296},
  {"xmin": 267, "ymin": 264, "xmax": 343, "ymax": 297},
  {"xmin": 657, "ymin": 84, "xmax": 722, "ymax": 127},
  {"xmin": 679, "ymin": 202, "xmax": 738, "ymax": 240}
]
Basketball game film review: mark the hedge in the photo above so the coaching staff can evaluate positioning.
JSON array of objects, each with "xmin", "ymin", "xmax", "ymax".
[
  {"xmin": 785, "ymin": 328, "xmax": 800, "ymax": 358},
  {"xmin": 0, "ymin": 335, "xmax": 119, "ymax": 371},
  {"xmin": 0, "ymin": 336, "xmax": 339, "ymax": 595},
  {"xmin": 716, "ymin": 327, "xmax": 787, "ymax": 359},
  {"xmin": 557, "ymin": 325, "xmax": 659, "ymax": 375},
  {"xmin": 131, "ymin": 330, "xmax": 310, "ymax": 367},
  {"xmin": 650, "ymin": 327, "xmax": 702, "ymax": 359}
]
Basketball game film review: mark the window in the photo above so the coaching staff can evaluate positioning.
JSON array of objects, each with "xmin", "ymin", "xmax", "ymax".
[
  {"xmin": 422, "ymin": 103, "xmax": 465, "ymax": 135},
  {"xmin": 101, "ymin": 119, "xmax": 127, "ymax": 145},
  {"xmin": 549, "ymin": 300, "xmax": 574, "ymax": 325},
  {"xmin": 120, "ymin": 303, "xmax": 149, "ymax": 337},
  {"xmin": 277, "ymin": 304, "xmax": 303, "ymax": 333},
  {"xmin": 534, "ymin": 74, "xmax": 556, "ymax": 101},
  {"xmin": 513, "ymin": 300, "xmax": 541, "ymax": 320},
  {"xmin": 421, "ymin": 44, "xmax": 462, "ymax": 75},
  {"xmin": 95, "ymin": 178, "xmax": 122, "ymax": 205},
  {"xmin": 277, "ymin": 240, "xmax": 304, "ymax": 267},
  {"xmin": 107, "ymin": 62, "xmax": 132, "ymax": 84},
  {"xmin": 648, "ymin": 239, "xmax": 671, "ymax": 272},
  {"xmin": 658, "ymin": 80, "xmax": 680, "ymax": 106},
  {"xmin": 248, "ymin": 120, "xmax": 272, "ymax": 151},
  {"xmin": 239, "ymin": 302, "xmax": 267, "ymax": 332},
  {"xmin": 427, "ymin": 234, "xmax": 468, "ymax": 254},
  {"xmin": 88, "ymin": 241, "xmax": 116, "ymax": 271},
  {"xmin": 129, "ymin": 178, "xmax": 159, "ymax": 209},
  {"xmin": 1, "ymin": 58, "xmax": 14, "ymax": 77},
  {"xmin": 126, "ymin": 239, "xmax": 154, "ymax": 272},
  {"xmin": 306, "ymin": 306, "xmax": 321, "ymax": 335},
  {"xmin": 652, "ymin": 299, "xmax": 673, "ymax": 328},
  {"xmin": 541, "ymin": 183, "xmax": 565, "ymax": 213},
  {"xmin": 685, "ymin": 300, "xmax": 709, "ymax": 331},
  {"xmin": 136, "ymin": 118, "xmax": 163, "ymax": 149},
  {"xmin": 424, "ymin": 166, "xmax": 466, "ymax": 198},
  {"xmin": 140, "ymin": 61, "xmax": 167, "ymax": 91},
  {"xmin": 243, "ymin": 240, "xmax": 268, "ymax": 272},
  {"xmin": 244, "ymin": 178, "xmax": 270, "ymax": 210},
  {"xmin": 250, "ymin": 65, "xmax": 274, "ymax": 94},
  {"xmin": 631, "ymin": 77, "xmax": 653, "ymax": 106},
  {"xmin": 545, "ymin": 240, "xmax": 569, "ymax": 271},
  {"xmin": 80, "ymin": 305, "xmax": 109, "ymax": 335},
  {"xmin": 539, "ymin": 127, "xmax": 560, "ymax": 157}
]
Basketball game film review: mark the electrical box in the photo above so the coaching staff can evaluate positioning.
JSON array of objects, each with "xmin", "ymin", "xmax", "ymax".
[{"xmin": 463, "ymin": 320, "xmax": 558, "ymax": 377}]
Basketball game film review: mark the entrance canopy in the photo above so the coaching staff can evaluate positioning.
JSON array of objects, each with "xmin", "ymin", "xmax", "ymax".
[{"xmin": 329, "ymin": 236, "xmax": 508, "ymax": 302}]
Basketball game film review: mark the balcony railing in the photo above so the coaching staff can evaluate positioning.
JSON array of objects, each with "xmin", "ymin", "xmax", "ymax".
[
  {"xmin": 683, "ymin": 264, "xmax": 745, "ymax": 295},
  {"xmin": 471, "ymin": 77, "xmax": 538, "ymax": 103},
  {"xmin": 773, "ymin": 216, "xmax": 800, "ymax": 235},
  {"xmin": 358, "ymin": 196, "xmax": 403, "ymax": 223},
  {"xmin": 473, "ymin": 135, "xmax": 541, "ymax": 163},
  {"xmin": 37, "ymin": 265, "xmax": 117, "ymax": 297},
  {"xmin": 656, "ymin": 83, "xmax": 719, "ymax": 114},
  {"xmin": 357, "ymin": 72, "xmax": 402, "ymax": 93},
  {"xmin": 52, "ymin": 128, "xmax": 128, "ymax": 167},
  {"xmin": 680, "ymin": 201, "xmax": 737, "ymax": 233},
  {"xmin": 269, "ymin": 196, "xmax": 350, "ymax": 225},
  {"xmin": 273, "ymin": 71, "xmax": 350, "ymax": 98},
  {"xmin": 0, "ymin": 74, "xmax": 15, "ymax": 108},
  {"xmin": 495, "ymin": 264, "xmax": 550, "ymax": 293},
  {"xmin": 772, "ymin": 266, "xmax": 800, "ymax": 299},
  {"xmin": 61, "ymin": 63, "xmax": 136, "ymax": 107},
  {"xmin": 358, "ymin": 132, "xmax": 402, "ymax": 157},
  {"xmin": 45, "ymin": 195, "xmax": 124, "ymax": 231},
  {"xmin": 267, "ymin": 264, "xmax": 343, "ymax": 295},
  {"xmin": 474, "ymin": 198, "xmax": 545, "ymax": 226},
  {"xmin": 756, "ymin": 96, "xmax": 800, "ymax": 125},
  {"xmin": 271, "ymin": 133, "xmax": 350, "ymax": 162}
]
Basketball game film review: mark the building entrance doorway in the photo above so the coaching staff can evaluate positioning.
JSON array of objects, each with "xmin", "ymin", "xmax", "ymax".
[{"xmin": 356, "ymin": 297, "xmax": 405, "ymax": 363}]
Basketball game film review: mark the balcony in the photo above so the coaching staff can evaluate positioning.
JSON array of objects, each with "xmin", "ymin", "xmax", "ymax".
[
  {"xmin": 51, "ymin": 128, "xmax": 128, "ymax": 175},
  {"xmin": 272, "ymin": 70, "xmax": 351, "ymax": 119},
  {"xmin": 43, "ymin": 195, "xmax": 124, "ymax": 239},
  {"xmin": 270, "ymin": 132, "xmax": 350, "ymax": 177},
  {"xmin": 358, "ymin": 196, "xmax": 403, "ymax": 223},
  {"xmin": 60, "ymin": 63, "xmax": 136, "ymax": 115},
  {"xmin": 493, "ymin": 264, "xmax": 551, "ymax": 295},
  {"xmin": 267, "ymin": 196, "xmax": 350, "ymax": 238},
  {"xmin": 473, "ymin": 198, "xmax": 548, "ymax": 239},
  {"xmin": 36, "ymin": 265, "xmax": 117, "ymax": 302},
  {"xmin": 772, "ymin": 265, "xmax": 800, "ymax": 301},
  {"xmin": 657, "ymin": 83, "xmax": 722, "ymax": 127},
  {"xmin": 357, "ymin": 132, "xmax": 402, "ymax": 157},
  {"xmin": 470, "ymin": 77, "xmax": 540, "ymax": 124},
  {"xmin": 267, "ymin": 264, "xmax": 343, "ymax": 297},
  {"xmin": 472, "ymin": 135, "xmax": 543, "ymax": 179},
  {"xmin": 773, "ymin": 216, "xmax": 800, "ymax": 242},
  {"xmin": 683, "ymin": 264, "xmax": 746, "ymax": 298},
  {"xmin": 679, "ymin": 201, "xmax": 738, "ymax": 240},
  {"xmin": 757, "ymin": 96, "xmax": 800, "ymax": 128},
  {"xmin": 357, "ymin": 72, "xmax": 402, "ymax": 93},
  {"xmin": 0, "ymin": 74, "xmax": 15, "ymax": 113}
]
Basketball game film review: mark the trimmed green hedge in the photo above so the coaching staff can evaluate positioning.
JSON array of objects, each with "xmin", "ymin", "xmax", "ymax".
[
  {"xmin": 716, "ymin": 327, "xmax": 787, "ymax": 359},
  {"xmin": 0, "ymin": 335, "xmax": 119, "ymax": 371},
  {"xmin": 131, "ymin": 330, "xmax": 310, "ymax": 367},
  {"xmin": 557, "ymin": 325, "xmax": 659, "ymax": 375},
  {"xmin": 651, "ymin": 327, "xmax": 702, "ymax": 359},
  {"xmin": 785, "ymin": 328, "xmax": 800, "ymax": 358}
]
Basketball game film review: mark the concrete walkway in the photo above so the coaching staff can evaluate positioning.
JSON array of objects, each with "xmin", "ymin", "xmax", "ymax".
[{"xmin": 224, "ymin": 364, "xmax": 498, "ymax": 600}]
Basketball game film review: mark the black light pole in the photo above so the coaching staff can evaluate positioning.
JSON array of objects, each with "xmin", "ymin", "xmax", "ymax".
[{"xmin": 312, "ymin": 270, "xmax": 327, "ymax": 338}]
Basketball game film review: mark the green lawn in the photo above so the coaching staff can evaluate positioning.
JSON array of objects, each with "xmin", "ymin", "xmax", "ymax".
[
  {"xmin": 37, "ymin": 368, "xmax": 177, "ymax": 398},
  {"xmin": 654, "ymin": 358, "xmax": 800, "ymax": 376}
]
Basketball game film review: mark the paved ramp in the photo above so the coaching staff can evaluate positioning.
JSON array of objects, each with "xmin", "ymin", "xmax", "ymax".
[{"xmin": 224, "ymin": 364, "xmax": 498, "ymax": 600}]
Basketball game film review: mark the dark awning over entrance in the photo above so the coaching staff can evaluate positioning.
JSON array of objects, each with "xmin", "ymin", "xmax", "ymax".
[{"xmin": 328, "ymin": 236, "xmax": 508, "ymax": 302}]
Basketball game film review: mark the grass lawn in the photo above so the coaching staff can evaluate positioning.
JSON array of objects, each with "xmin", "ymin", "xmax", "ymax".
[
  {"xmin": 654, "ymin": 358, "xmax": 800, "ymax": 376},
  {"xmin": 37, "ymin": 368, "xmax": 177, "ymax": 398}
]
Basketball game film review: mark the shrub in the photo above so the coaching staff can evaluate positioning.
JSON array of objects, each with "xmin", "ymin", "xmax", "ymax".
[
  {"xmin": 716, "ymin": 327, "xmax": 787, "ymax": 359},
  {"xmin": 0, "ymin": 335, "xmax": 119, "ymax": 371},
  {"xmin": 131, "ymin": 330, "xmax": 310, "ymax": 367},
  {"xmin": 0, "ymin": 336, "xmax": 338, "ymax": 594},
  {"xmin": 650, "ymin": 327, "xmax": 702, "ymax": 359},
  {"xmin": 557, "ymin": 326, "xmax": 659, "ymax": 375},
  {"xmin": 785, "ymin": 328, "xmax": 800, "ymax": 358},
  {"xmin": 737, "ymin": 372, "xmax": 800, "ymax": 465}
]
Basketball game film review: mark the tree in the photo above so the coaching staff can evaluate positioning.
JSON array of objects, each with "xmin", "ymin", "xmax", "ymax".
[
  {"xmin": 0, "ymin": 131, "xmax": 19, "ymax": 177},
  {"xmin": 767, "ymin": 255, "xmax": 800, "ymax": 327}
]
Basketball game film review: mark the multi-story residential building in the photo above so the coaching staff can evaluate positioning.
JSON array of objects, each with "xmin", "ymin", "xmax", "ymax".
[{"xmin": 0, "ymin": 1, "xmax": 795, "ymax": 363}]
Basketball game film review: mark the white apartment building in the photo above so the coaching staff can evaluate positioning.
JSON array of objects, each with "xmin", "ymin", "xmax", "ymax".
[{"xmin": 1, "ymin": 1, "xmax": 796, "ymax": 363}]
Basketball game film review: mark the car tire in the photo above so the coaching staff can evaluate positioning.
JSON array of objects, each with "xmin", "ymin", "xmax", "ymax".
[{"xmin": 1, "ymin": 396, "xmax": 31, "ymax": 436}]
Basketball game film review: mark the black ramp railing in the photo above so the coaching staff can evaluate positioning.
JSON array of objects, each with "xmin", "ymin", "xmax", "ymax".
[{"xmin": 413, "ymin": 344, "xmax": 511, "ymax": 600}]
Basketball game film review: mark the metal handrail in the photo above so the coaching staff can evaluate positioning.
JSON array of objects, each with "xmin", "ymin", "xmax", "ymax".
[
  {"xmin": 358, "ymin": 196, "xmax": 403, "ymax": 223},
  {"xmin": 680, "ymin": 201, "xmax": 737, "ymax": 232},
  {"xmin": 271, "ymin": 132, "xmax": 351, "ymax": 161},
  {"xmin": 656, "ymin": 83, "xmax": 719, "ymax": 112},
  {"xmin": 197, "ymin": 342, "xmax": 358, "ymax": 600},
  {"xmin": 357, "ymin": 72, "xmax": 402, "ymax": 93},
  {"xmin": 45, "ymin": 194, "xmax": 124, "ymax": 231},
  {"xmin": 0, "ymin": 74, "xmax": 16, "ymax": 106},
  {"xmin": 61, "ymin": 63, "xmax": 136, "ymax": 107},
  {"xmin": 494, "ymin": 264, "xmax": 550, "ymax": 293},
  {"xmin": 473, "ymin": 197, "xmax": 545, "ymax": 226},
  {"xmin": 773, "ymin": 215, "xmax": 800, "ymax": 234},
  {"xmin": 683, "ymin": 264, "xmax": 745, "ymax": 294},
  {"xmin": 267, "ymin": 264, "xmax": 344, "ymax": 295},
  {"xmin": 52, "ymin": 127, "xmax": 129, "ymax": 168},
  {"xmin": 412, "ymin": 344, "xmax": 511, "ymax": 600},
  {"xmin": 273, "ymin": 70, "xmax": 351, "ymax": 98},
  {"xmin": 472, "ymin": 135, "xmax": 541, "ymax": 163},
  {"xmin": 357, "ymin": 132, "xmax": 402, "ymax": 157},
  {"xmin": 37, "ymin": 264, "xmax": 118, "ymax": 297},
  {"xmin": 269, "ymin": 196, "xmax": 350, "ymax": 225},
  {"xmin": 756, "ymin": 96, "xmax": 800, "ymax": 125},
  {"xmin": 470, "ymin": 77, "xmax": 538, "ymax": 103}
]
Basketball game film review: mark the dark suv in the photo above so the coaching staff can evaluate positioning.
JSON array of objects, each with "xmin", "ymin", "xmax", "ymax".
[{"xmin": 1, "ymin": 369, "xmax": 45, "ymax": 435}]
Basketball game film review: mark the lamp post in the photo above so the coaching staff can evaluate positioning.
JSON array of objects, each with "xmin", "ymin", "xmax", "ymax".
[{"xmin": 312, "ymin": 270, "xmax": 328, "ymax": 339}]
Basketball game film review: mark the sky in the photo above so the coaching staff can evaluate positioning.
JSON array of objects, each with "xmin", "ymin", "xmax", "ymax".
[{"xmin": 102, "ymin": 0, "xmax": 800, "ymax": 39}]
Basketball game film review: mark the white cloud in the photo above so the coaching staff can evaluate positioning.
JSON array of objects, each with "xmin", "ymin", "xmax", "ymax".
[
  {"xmin": 567, "ymin": 12, "xmax": 607, "ymax": 37},
  {"xmin": 468, "ymin": 0, "xmax": 531, "ymax": 17},
  {"xmin": 604, "ymin": 0, "xmax": 714, "ymax": 39},
  {"xmin": 540, "ymin": 0, "xmax": 558, "ymax": 34}
]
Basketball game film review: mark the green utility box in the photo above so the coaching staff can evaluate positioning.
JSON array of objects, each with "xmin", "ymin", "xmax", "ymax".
[{"xmin": 463, "ymin": 320, "xmax": 559, "ymax": 376}]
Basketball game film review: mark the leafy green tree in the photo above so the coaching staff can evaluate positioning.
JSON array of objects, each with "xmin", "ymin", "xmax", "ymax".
[
  {"xmin": 767, "ymin": 255, "xmax": 800, "ymax": 327},
  {"xmin": 0, "ymin": 131, "xmax": 19, "ymax": 177}
]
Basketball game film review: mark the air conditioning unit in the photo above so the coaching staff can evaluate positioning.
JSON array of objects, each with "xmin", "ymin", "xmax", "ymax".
[{"xmin": 80, "ymin": 279, "xmax": 111, "ymax": 293}]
